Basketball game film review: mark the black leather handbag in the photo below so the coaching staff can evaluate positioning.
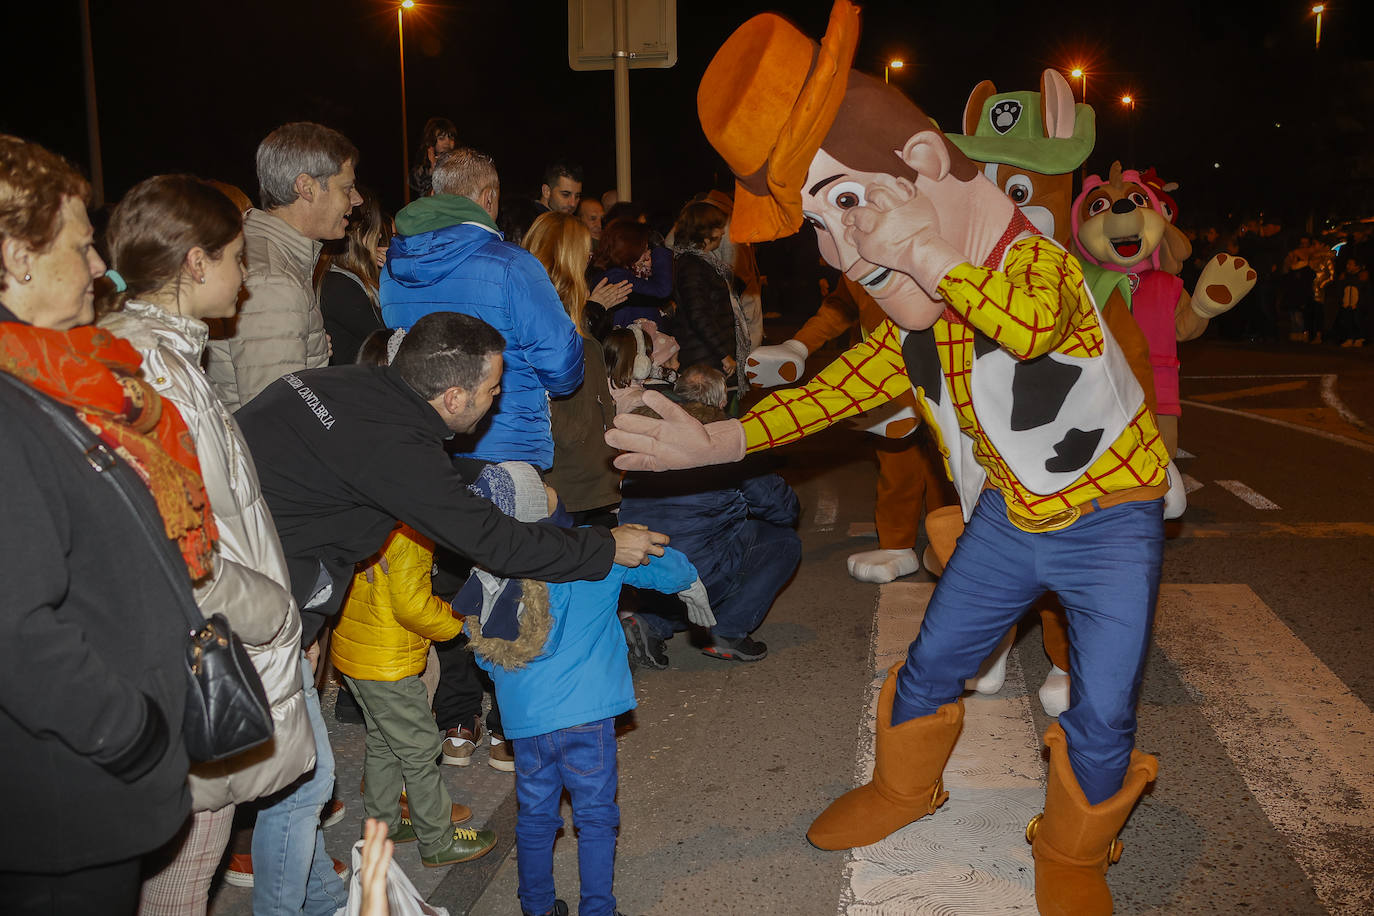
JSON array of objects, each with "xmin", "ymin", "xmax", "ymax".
[{"xmin": 0, "ymin": 372, "xmax": 273, "ymax": 762}]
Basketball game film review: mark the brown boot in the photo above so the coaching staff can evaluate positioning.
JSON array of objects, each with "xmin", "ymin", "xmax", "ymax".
[
  {"xmin": 1028, "ymin": 723, "xmax": 1158, "ymax": 915},
  {"xmin": 807, "ymin": 664, "xmax": 963, "ymax": 850}
]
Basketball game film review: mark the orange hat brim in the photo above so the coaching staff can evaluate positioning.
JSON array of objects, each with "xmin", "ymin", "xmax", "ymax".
[{"xmin": 703, "ymin": 1, "xmax": 862, "ymax": 244}]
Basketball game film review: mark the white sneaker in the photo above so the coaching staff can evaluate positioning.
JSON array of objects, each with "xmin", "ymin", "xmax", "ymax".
[
  {"xmin": 1039, "ymin": 666, "xmax": 1071, "ymax": 718},
  {"xmin": 965, "ymin": 627, "xmax": 1015, "ymax": 695}
]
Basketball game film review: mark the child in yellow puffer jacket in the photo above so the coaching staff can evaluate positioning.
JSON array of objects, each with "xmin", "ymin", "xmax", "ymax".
[{"xmin": 329, "ymin": 523, "xmax": 499, "ymax": 868}]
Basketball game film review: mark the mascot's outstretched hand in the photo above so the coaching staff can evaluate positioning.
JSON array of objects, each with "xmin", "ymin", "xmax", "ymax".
[
  {"xmin": 606, "ymin": 389, "xmax": 747, "ymax": 471},
  {"xmin": 745, "ymin": 338, "xmax": 809, "ymax": 387},
  {"xmin": 844, "ymin": 177, "xmax": 964, "ymax": 295},
  {"xmin": 1192, "ymin": 252, "xmax": 1258, "ymax": 320}
]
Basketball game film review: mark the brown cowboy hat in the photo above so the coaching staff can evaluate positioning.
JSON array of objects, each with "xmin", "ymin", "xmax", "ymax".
[{"xmin": 697, "ymin": 0, "xmax": 861, "ymax": 244}]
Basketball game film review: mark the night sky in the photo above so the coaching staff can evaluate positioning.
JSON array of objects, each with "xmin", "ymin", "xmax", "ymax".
[{"xmin": 6, "ymin": 1, "xmax": 1371, "ymax": 232}]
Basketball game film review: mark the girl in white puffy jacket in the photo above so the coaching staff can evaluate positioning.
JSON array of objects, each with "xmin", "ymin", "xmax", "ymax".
[{"xmin": 100, "ymin": 175, "xmax": 315, "ymax": 915}]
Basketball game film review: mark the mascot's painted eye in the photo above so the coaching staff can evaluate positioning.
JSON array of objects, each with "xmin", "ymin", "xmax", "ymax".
[
  {"xmin": 1129, "ymin": 192, "xmax": 1149, "ymax": 208},
  {"xmin": 1004, "ymin": 174, "xmax": 1033, "ymax": 205},
  {"xmin": 1161, "ymin": 202, "xmax": 1175, "ymax": 222},
  {"xmin": 803, "ymin": 210, "xmax": 828, "ymax": 232},
  {"xmin": 828, "ymin": 181, "xmax": 868, "ymax": 211},
  {"xmin": 1087, "ymin": 196, "xmax": 1111, "ymax": 216}
]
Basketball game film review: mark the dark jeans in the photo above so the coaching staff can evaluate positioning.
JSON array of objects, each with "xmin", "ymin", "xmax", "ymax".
[
  {"xmin": 638, "ymin": 520, "xmax": 802, "ymax": 640},
  {"xmin": 433, "ymin": 634, "xmax": 502, "ymax": 736},
  {"xmin": 0, "ymin": 857, "xmax": 141, "ymax": 915},
  {"xmin": 514, "ymin": 718, "xmax": 619, "ymax": 916}
]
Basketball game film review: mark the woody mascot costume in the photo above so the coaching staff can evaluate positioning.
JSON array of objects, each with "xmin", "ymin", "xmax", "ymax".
[{"xmin": 606, "ymin": 4, "xmax": 1166, "ymax": 913}]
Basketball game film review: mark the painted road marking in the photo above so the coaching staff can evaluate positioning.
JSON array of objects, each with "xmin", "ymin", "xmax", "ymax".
[
  {"xmin": 1154, "ymin": 584, "xmax": 1374, "ymax": 916},
  {"xmin": 1191, "ymin": 380, "xmax": 1309, "ymax": 402},
  {"xmin": 1175, "ymin": 447, "xmax": 1196, "ymax": 459},
  {"xmin": 814, "ymin": 485, "xmax": 839, "ymax": 530},
  {"xmin": 1321, "ymin": 374, "xmax": 1368, "ymax": 429},
  {"xmin": 1175, "ymin": 521, "xmax": 1374, "ymax": 538},
  {"xmin": 1180, "ymin": 399, "xmax": 1374, "ymax": 454},
  {"xmin": 1216, "ymin": 479, "xmax": 1281, "ymax": 509},
  {"xmin": 1183, "ymin": 473, "xmax": 1204, "ymax": 494},
  {"xmin": 841, "ymin": 582, "xmax": 1039, "ymax": 914}
]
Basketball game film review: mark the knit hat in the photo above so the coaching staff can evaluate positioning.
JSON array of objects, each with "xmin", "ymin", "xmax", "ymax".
[{"xmin": 467, "ymin": 461, "xmax": 548, "ymax": 524}]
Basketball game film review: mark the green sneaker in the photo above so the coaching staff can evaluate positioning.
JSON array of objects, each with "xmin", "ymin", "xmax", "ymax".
[
  {"xmin": 388, "ymin": 818, "xmax": 418, "ymax": 844},
  {"xmin": 420, "ymin": 824, "xmax": 497, "ymax": 867}
]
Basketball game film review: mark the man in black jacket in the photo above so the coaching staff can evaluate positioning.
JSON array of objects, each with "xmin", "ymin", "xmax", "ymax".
[
  {"xmin": 233, "ymin": 312, "xmax": 666, "ymax": 899},
  {"xmin": 236, "ymin": 311, "xmax": 668, "ymax": 647}
]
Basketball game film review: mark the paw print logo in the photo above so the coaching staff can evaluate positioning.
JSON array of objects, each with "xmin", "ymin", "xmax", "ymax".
[{"xmin": 990, "ymin": 100, "xmax": 1023, "ymax": 135}]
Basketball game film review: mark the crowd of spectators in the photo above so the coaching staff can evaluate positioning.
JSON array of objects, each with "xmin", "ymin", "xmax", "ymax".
[{"xmin": 0, "ymin": 117, "xmax": 801, "ymax": 916}]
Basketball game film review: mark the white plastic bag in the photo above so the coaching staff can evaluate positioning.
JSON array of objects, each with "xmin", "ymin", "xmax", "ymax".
[{"xmin": 337, "ymin": 837, "xmax": 450, "ymax": 916}]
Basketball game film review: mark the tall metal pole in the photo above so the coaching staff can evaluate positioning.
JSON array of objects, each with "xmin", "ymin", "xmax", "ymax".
[
  {"xmin": 78, "ymin": 0, "xmax": 104, "ymax": 207},
  {"xmin": 399, "ymin": 7, "xmax": 411, "ymax": 204},
  {"xmin": 612, "ymin": 0, "xmax": 631, "ymax": 202}
]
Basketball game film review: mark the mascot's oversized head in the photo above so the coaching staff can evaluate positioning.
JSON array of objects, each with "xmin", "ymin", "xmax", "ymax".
[
  {"xmin": 697, "ymin": 0, "xmax": 1006, "ymax": 332},
  {"xmin": 948, "ymin": 69, "xmax": 1094, "ymax": 246},
  {"xmin": 1071, "ymin": 162, "xmax": 1170, "ymax": 273}
]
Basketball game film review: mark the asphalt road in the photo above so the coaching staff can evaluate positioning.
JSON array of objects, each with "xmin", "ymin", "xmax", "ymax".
[{"xmin": 210, "ymin": 336, "xmax": 1374, "ymax": 916}]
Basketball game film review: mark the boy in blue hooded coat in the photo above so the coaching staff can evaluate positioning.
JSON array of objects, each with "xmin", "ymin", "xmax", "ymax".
[{"xmin": 460, "ymin": 461, "xmax": 711, "ymax": 916}]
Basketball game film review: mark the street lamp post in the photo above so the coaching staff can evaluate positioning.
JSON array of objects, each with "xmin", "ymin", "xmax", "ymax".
[
  {"xmin": 1070, "ymin": 67, "xmax": 1086, "ymax": 103},
  {"xmin": 885, "ymin": 59, "xmax": 904, "ymax": 84},
  {"xmin": 399, "ymin": 0, "xmax": 414, "ymax": 204},
  {"xmin": 1121, "ymin": 95, "xmax": 1136, "ymax": 164},
  {"xmin": 1312, "ymin": 4, "xmax": 1325, "ymax": 49}
]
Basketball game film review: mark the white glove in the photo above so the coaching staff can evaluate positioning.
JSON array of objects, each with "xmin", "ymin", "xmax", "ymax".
[
  {"xmin": 1163, "ymin": 462, "xmax": 1187, "ymax": 520},
  {"xmin": 744, "ymin": 338, "xmax": 809, "ymax": 388},
  {"xmin": 678, "ymin": 578, "xmax": 716, "ymax": 627}
]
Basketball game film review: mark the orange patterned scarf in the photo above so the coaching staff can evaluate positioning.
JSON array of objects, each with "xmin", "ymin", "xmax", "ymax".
[{"xmin": 0, "ymin": 322, "xmax": 218, "ymax": 581}]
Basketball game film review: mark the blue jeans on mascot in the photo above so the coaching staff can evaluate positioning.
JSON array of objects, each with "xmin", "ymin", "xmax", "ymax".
[
  {"xmin": 253, "ymin": 655, "xmax": 348, "ymax": 915},
  {"xmin": 896, "ymin": 489, "xmax": 1163, "ymax": 803}
]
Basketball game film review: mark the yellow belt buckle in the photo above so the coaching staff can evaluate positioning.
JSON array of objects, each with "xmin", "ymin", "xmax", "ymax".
[{"xmin": 1006, "ymin": 503, "xmax": 1080, "ymax": 533}]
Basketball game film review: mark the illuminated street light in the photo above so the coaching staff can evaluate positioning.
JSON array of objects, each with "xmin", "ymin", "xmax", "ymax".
[
  {"xmin": 1069, "ymin": 67, "xmax": 1086, "ymax": 103},
  {"xmin": 1312, "ymin": 4, "xmax": 1325, "ymax": 49},
  {"xmin": 885, "ymin": 59, "xmax": 904, "ymax": 84},
  {"xmin": 398, "ymin": 2, "xmax": 414, "ymax": 202},
  {"xmin": 1120, "ymin": 94, "xmax": 1134, "ymax": 108}
]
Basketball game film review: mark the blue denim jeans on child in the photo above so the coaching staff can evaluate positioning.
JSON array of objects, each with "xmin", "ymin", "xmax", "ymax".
[
  {"xmin": 513, "ymin": 718, "xmax": 619, "ymax": 916},
  {"xmin": 252, "ymin": 655, "xmax": 348, "ymax": 915},
  {"xmin": 892, "ymin": 490, "xmax": 1164, "ymax": 805}
]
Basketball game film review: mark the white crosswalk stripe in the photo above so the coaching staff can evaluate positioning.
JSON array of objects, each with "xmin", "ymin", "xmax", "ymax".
[{"xmin": 1216, "ymin": 479, "xmax": 1281, "ymax": 509}]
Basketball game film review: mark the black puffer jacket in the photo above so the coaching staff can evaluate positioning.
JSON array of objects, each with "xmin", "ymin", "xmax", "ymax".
[
  {"xmin": 672, "ymin": 251, "xmax": 737, "ymax": 371},
  {"xmin": 0, "ymin": 362, "xmax": 192, "ymax": 873}
]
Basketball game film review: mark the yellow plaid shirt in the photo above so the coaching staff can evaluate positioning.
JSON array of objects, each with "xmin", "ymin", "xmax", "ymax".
[{"xmin": 742, "ymin": 236, "xmax": 1168, "ymax": 519}]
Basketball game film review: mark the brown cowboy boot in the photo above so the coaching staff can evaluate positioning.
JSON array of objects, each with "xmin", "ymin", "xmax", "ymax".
[
  {"xmin": 1027, "ymin": 723, "xmax": 1158, "ymax": 915},
  {"xmin": 807, "ymin": 664, "xmax": 963, "ymax": 850}
]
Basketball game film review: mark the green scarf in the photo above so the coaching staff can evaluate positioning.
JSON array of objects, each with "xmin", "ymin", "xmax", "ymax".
[{"xmin": 394, "ymin": 194, "xmax": 498, "ymax": 236}]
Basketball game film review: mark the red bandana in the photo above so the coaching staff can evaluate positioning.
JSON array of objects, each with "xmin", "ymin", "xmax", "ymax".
[{"xmin": 0, "ymin": 322, "xmax": 218, "ymax": 581}]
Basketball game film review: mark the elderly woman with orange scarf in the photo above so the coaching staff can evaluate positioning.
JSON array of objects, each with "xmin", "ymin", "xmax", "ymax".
[{"xmin": 0, "ymin": 135, "xmax": 213, "ymax": 915}]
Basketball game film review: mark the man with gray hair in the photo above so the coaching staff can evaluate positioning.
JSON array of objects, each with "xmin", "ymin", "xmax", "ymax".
[
  {"xmin": 206, "ymin": 121, "xmax": 362, "ymax": 411},
  {"xmin": 380, "ymin": 147, "xmax": 583, "ymax": 471}
]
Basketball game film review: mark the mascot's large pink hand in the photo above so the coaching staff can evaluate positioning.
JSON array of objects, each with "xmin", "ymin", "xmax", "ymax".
[
  {"xmin": 606, "ymin": 389, "xmax": 747, "ymax": 471},
  {"xmin": 845, "ymin": 179, "xmax": 965, "ymax": 295}
]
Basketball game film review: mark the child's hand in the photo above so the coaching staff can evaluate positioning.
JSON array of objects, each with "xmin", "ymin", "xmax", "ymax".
[{"xmin": 359, "ymin": 817, "xmax": 394, "ymax": 916}]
